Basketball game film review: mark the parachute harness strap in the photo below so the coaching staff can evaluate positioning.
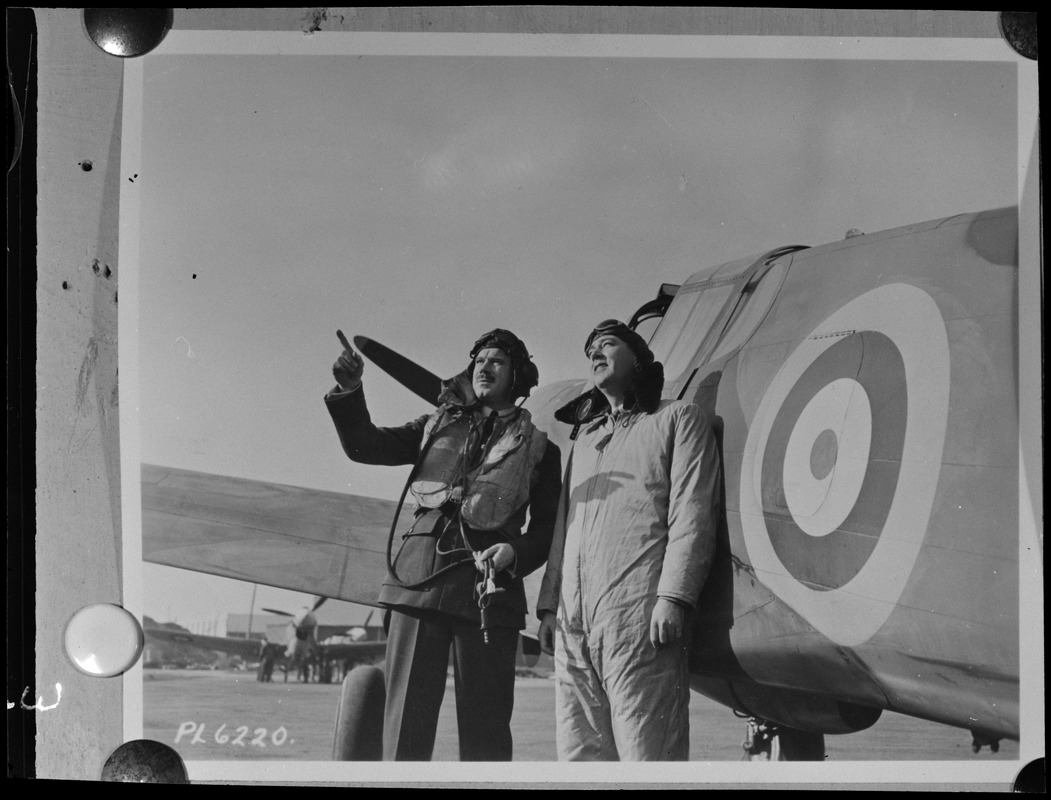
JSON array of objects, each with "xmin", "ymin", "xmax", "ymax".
[{"xmin": 458, "ymin": 406, "xmax": 512, "ymax": 643}]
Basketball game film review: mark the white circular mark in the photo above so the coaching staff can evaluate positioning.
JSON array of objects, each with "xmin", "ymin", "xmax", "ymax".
[
  {"xmin": 739, "ymin": 283, "xmax": 950, "ymax": 646},
  {"xmin": 782, "ymin": 378, "xmax": 872, "ymax": 538},
  {"xmin": 64, "ymin": 603, "xmax": 144, "ymax": 677}
]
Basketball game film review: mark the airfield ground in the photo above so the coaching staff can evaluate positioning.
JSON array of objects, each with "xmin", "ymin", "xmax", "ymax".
[{"xmin": 142, "ymin": 667, "xmax": 1018, "ymax": 770}]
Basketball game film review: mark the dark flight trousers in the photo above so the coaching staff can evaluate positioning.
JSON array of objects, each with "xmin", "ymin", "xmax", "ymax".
[{"xmin": 383, "ymin": 607, "xmax": 519, "ymax": 761}]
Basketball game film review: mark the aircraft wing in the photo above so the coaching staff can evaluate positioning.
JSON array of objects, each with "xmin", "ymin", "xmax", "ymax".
[
  {"xmin": 142, "ymin": 463, "xmax": 553, "ymax": 666},
  {"xmin": 144, "ymin": 626, "xmax": 265, "ymax": 661},
  {"xmin": 142, "ymin": 464, "xmax": 397, "ymax": 606},
  {"xmin": 143, "ymin": 625, "xmax": 388, "ymax": 662},
  {"xmin": 317, "ymin": 640, "xmax": 388, "ymax": 661}
]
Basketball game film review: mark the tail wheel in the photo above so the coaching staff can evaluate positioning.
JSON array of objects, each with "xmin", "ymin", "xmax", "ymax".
[
  {"xmin": 332, "ymin": 665, "xmax": 385, "ymax": 761},
  {"xmin": 742, "ymin": 718, "xmax": 826, "ymax": 761},
  {"xmin": 742, "ymin": 718, "xmax": 780, "ymax": 761}
]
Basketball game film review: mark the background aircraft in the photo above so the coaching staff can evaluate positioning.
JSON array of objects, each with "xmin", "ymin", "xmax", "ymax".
[
  {"xmin": 141, "ymin": 602, "xmax": 388, "ymax": 683},
  {"xmin": 142, "ymin": 206, "xmax": 1023, "ymax": 759}
]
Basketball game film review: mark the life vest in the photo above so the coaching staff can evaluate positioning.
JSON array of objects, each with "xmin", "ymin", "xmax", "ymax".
[{"xmin": 410, "ymin": 406, "xmax": 548, "ymax": 531}]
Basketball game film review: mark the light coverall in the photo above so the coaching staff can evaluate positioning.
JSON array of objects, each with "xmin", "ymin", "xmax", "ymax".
[{"xmin": 537, "ymin": 399, "xmax": 720, "ymax": 760}]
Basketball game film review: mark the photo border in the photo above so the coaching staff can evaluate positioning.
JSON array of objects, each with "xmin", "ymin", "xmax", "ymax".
[{"xmin": 116, "ymin": 30, "xmax": 1041, "ymax": 787}]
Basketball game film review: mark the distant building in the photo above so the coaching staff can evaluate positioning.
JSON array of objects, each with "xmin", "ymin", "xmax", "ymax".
[
  {"xmin": 183, "ymin": 601, "xmax": 383, "ymax": 645},
  {"xmin": 181, "ymin": 614, "xmax": 230, "ymax": 638}
]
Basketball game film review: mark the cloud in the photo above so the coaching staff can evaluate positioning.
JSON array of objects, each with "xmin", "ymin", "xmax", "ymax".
[{"xmin": 417, "ymin": 109, "xmax": 582, "ymax": 200}]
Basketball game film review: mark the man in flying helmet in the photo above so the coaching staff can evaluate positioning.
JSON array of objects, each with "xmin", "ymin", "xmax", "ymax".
[
  {"xmin": 325, "ymin": 328, "xmax": 561, "ymax": 761},
  {"xmin": 537, "ymin": 319, "xmax": 721, "ymax": 761}
]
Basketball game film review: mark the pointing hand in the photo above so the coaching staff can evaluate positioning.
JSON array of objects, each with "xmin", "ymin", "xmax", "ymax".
[{"xmin": 333, "ymin": 329, "xmax": 364, "ymax": 391}]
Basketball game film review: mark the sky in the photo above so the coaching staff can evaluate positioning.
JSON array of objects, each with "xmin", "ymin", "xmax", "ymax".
[{"xmin": 126, "ymin": 35, "xmax": 1023, "ymax": 626}]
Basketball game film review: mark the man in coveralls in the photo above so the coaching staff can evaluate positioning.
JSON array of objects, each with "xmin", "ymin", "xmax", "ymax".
[
  {"xmin": 326, "ymin": 329, "xmax": 561, "ymax": 761},
  {"xmin": 536, "ymin": 320, "xmax": 721, "ymax": 761}
]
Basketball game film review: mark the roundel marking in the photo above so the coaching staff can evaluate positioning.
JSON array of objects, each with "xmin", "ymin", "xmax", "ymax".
[
  {"xmin": 739, "ymin": 283, "xmax": 949, "ymax": 646},
  {"xmin": 782, "ymin": 377, "xmax": 873, "ymax": 538},
  {"xmin": 764, "ymin": 333, "xmax": 908, "ymax": 589},
  {"xmin": 809, "ymin": 428, "xmax": 838, "ymax": 481}
]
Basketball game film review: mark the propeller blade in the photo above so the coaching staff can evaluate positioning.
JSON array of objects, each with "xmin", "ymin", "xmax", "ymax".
[
  {"xmin": 352, "ymin": 335, "xmax": 443, "ymax": 407},
  {"xmin": 262, "ymin": 608, "xmax": 293, "ymax": 617},
  {"xmin": 311, "ymin": 596, "xmax": 328, "ymax": 612}
]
